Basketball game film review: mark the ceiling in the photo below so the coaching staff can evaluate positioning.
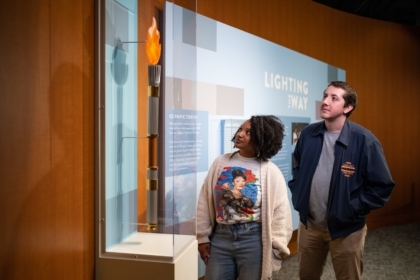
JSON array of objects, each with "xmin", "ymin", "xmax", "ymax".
[{"xmin": 313, "ymin": 0, "xmax": 420, "ymax": 26}]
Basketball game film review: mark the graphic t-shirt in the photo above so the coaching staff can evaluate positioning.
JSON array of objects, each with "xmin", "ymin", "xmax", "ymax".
[{"xmin": 214, "ymin": 153, "xmax": 261, "ymax": 224}]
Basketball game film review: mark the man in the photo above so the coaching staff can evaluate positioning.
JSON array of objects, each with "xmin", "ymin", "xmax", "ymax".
[{"xmin": 288, "ymin": 81, "xmax": 395, "ymax": 280}]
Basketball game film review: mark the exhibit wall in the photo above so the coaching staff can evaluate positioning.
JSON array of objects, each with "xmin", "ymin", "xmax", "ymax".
[
  {"xmin": 0, "ymin": 0, "xmax": 420, "ymax": 279},
  {"xmin": 163, "ymin": 2, "xmax": 346, "ymax": 232},
  {"xmin": 179, "ymin": 0, "xmax": 420, "ymax": 250}
]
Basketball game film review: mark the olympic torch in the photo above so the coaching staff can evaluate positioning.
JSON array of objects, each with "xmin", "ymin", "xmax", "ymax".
[{"xmin": 145, "ymin": 17, "xmax": 161, "ymax": 232}]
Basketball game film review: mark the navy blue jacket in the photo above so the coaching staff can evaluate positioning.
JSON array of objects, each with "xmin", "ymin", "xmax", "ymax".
[{"xmin": 288, "ymin": 120, "xmax": 395, "ymax": 239}]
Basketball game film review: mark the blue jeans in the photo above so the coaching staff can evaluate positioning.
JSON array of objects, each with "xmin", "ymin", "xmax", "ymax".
[{"xmin": 205, "ymin": 222, "xmax": 262, "ymax": 280}]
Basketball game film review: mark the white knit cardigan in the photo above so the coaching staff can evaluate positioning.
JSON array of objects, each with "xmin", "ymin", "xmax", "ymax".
[{"xmin": 196, "ymin": 153, "xmax": 293, "ymax": 279}]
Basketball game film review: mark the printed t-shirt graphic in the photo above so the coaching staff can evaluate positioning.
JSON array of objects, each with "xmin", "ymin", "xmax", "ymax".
[{"xmin": 214, "ymin": 166, "xmax": 261, "ymax": 223}]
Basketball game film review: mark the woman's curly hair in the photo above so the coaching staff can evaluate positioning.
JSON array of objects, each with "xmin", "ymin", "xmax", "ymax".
[{"xmin": 231, "ymin": 115, "xmax": 285, "ymax": 161}]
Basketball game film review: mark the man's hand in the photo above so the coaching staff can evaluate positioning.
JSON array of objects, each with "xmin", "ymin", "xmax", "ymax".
[{"xmin": 198, "ymin": 243, "xmax": 211, "ymax": 265}]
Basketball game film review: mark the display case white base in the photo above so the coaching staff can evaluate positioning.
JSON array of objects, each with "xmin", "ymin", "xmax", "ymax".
[{"xmin": 96, "ymin": 233, "xmax": 198, "ymax": 280}]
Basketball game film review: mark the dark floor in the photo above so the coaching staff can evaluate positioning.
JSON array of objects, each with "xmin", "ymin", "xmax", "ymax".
[{"xmin": 274, "ymin": 223, "xmax": 420, "ymax": 280}]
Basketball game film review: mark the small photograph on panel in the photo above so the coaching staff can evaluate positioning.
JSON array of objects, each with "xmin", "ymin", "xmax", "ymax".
[{"xmin": 291, "ymin": 122, "xmax": 309, "ymax": 145}]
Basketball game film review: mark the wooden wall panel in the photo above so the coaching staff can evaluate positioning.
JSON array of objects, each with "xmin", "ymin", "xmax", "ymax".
[
  {"xmin": 0, "ymin": 0, "xmax": 95, "ymax": 279},
  {"xmin": 82, "ymin": 0, "xmax": 95, "ymax": 277}
]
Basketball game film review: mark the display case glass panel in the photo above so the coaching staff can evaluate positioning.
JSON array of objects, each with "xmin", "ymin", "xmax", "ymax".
[{"xmin": 97, "ymin": 0, "xmax": 198, "ymax": 264}]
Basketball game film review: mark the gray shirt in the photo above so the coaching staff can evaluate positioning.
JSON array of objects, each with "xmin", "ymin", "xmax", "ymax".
[{"xmin": 308, "ymin": 131, "xmax": 340, "ymax": 230}]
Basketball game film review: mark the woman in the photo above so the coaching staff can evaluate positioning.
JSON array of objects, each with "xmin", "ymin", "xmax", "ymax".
[{"xmin": 196, "ymin": 115, "xmax": 293, "ymax": 280}]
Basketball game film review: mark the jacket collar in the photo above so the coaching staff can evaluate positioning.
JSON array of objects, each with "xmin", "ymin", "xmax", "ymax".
[{"xmin": 312, "ymin": 120, "xmax": 352, "ymax": 147}]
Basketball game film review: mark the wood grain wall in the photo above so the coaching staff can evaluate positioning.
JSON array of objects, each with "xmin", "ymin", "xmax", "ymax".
[
  {"xmin": 0, "ymin": 0, "xmax": 419, "ymax": 279},
  {"xmin": 0, "ymin": 0, "xmax": 95, "ymax": 279}
]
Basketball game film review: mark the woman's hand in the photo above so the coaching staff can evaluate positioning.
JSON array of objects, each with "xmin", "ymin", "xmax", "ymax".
[{"xmin": 198, "ymin": 243, "xmax": 211, "ymax": 265}]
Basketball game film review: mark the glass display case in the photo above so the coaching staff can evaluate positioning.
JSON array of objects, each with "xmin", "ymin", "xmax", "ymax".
[
  {"xmin": 95, "ymin": 0, "xmax": 198, "ymax": 279},
  {"xmin": 95, "ymin": 1, "xmax": 347, "ymax": 277}
]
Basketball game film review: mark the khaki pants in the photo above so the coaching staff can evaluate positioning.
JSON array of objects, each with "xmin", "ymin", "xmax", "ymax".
[{"xmin": 298, "ymin": 221, "xmax": 367, "ymax": 280}]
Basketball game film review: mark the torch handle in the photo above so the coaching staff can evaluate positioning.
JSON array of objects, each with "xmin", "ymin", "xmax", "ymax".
[{"xmin": 146, "ymin": 64, "xmax": 161, "ymax": 231}]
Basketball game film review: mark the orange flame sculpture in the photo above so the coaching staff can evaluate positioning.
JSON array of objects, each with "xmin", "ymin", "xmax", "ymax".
[{"xmin": 146, "ymin": 17, "xmax": 161, "ymax": 65}]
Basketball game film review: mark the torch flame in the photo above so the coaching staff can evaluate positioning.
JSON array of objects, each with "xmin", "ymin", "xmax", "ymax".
[{"xmin": 146, "ymin": 17, "xmax": 161, "ymax": 65}]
